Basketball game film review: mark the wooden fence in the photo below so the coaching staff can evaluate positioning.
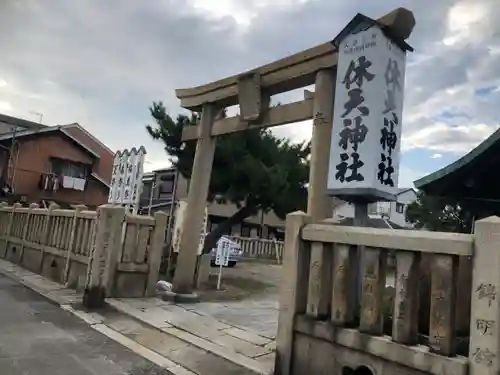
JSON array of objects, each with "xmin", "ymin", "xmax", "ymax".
[{"xmin": 228, "ymin": 235, "xmax": 284, "ymax": 263}]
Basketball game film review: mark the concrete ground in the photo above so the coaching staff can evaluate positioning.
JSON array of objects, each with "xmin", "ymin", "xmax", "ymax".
[{"xmin": 0, "ymin": 274, "xmax": 173, "ymax": 375}]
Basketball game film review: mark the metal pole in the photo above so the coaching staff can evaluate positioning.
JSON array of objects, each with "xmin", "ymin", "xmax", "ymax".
[
  {"xmin": 217, "ymin": 262, "xmax": 223, "ymax": 290},
  {"xmin": 165, "ymin": 168, "xmax": 180, "ymax": 278},
  {"xmin": 7, "ymin": 126, "xmax": 18, "ymax": 190},
  {"xmin": 353, "ymin": 201, "xmax": 368, "ymax": 315},
  {"xmin": 166, "ymin": 169, "xmax": 179, "ymax": 245},
  {"xmin": 147, "ymin": 181, "xmax": 156, "ymax": 216}
]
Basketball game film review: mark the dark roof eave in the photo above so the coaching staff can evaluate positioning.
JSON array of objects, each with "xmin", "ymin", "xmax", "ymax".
[
  {"xmin": 0, "ymin": 113, "xmax": 48, "ymax": 130},
  {"xmin": 414, "ymin": 126, "xmax": 500, "ymax": 192},
  {"xmin": 0, "ymin": 127, "xmax": 100, "ymax": 159}
]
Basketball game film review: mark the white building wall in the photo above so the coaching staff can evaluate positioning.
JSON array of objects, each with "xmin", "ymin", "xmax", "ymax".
[
  {"xmin": 332, "ymin": 189, "xmax": 418, "ymax": 228},
  {"xmin": 333, "ymin": 201, "xmax": 355, "ymax": 219},
  {"xmin": 388, "ymin": 189, "xmax": 417, "ymax": 227}
]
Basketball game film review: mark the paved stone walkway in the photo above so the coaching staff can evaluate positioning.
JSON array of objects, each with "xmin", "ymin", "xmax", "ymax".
[
  {"xmin": 0, "ymin": 273, "xmax": 173, "ymax": 375},
  {"xmin": 180, "ymin": 298, "xmax": 278, "ymax": 340},
  {"xmin": 108, "ymin": 297, "xmax": 277, "ymax": 374}
]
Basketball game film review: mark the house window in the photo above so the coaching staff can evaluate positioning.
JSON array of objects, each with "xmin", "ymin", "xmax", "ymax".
[
  {"xmin": 240, "ymin": 223, "xmax": 252, "ymax": 237},
  {"xmin": 209, "ymin": 221, "xmax": 218, "ymax": 232},
  {"xmin": 158, "ymin": 176, "xmax": 174, "ymax": 199},
  {"xmin": 141, "ymin": 182, "xmax": 152, "ymax": 200},
  {"xmin": 50, "ymin": 158, "xmax": 87, "ymax": 178},
  {"xmin": 209, "ymin": 219, "xmax": 232, "ymax": 235},
  {"xmin": 396, "ymin": 203, "xmax": 405, "ymax": 214},
  {"xmin": 367, "ymin": 203, "xmax": 377, "ymax": 215}
]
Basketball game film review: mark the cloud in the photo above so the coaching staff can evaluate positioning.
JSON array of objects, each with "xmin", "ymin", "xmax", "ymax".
[
  {"xmin": 398, "ymin": 166, "xmax": 429, "ymax": 188},
  {"xmin": 431, "ymin": 153, "xmax": 443, "ymax": 159},
  {"xmin": 1, "ymin": 0, "xmax": 500, "ymax": 175},
  {"xmin": 403, "ymin": 121, "xmax": 498, "ymax": 153}
]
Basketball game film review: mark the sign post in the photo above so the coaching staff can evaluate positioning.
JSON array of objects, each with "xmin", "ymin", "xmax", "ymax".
[
  {"xmin": 215, "ymin": 238, "xmax": 231, "ymax": 290},
  {"xmin": 327, "ymin": 20, "xmax": 411, "ymax": 310}
]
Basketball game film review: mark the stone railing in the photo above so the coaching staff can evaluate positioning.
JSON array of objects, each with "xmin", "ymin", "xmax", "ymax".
[
  {"xmin": 228, "ymin": 235, "xmax": 284, "ymax": 263},
  {"xmin": 275, "ymin": 211, "xmax": 498, "ymax": 375},
  {"xmin": 0, "ymin": 203, "xmax": 167, "ymax": 300}
]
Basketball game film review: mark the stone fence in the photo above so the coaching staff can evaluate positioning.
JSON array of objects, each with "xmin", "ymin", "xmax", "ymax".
[
  {"xmin": 275, "ymin": 211, "xmax": 500, "ymax": 375},
  {"xmin": 228, "ymin": 235, "xmax": 284, "ymax": 263},
  {"xmin": 0, "ymin": 203, "xmax": 167, "ymax": 301}
]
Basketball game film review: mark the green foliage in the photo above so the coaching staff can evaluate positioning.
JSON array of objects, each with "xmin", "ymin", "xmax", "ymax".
[
  {"xmin": 146, "ymin": 101, "xmax": 310, "ymax": 219},
  {"xmin": 405, "ymin": 191, "xmax": 473, "ymax": 233}
]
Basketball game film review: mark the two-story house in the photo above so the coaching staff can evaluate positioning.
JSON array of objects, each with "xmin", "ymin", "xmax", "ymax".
[
  {"xmin": 0, "ymin": 114, "xmax": 113, "ymax": 208},
  {"xmin": 332, "ymin": 188, "xmax": 418, "ymax": 229},
  {"xmin": 139, "ymin": 167, "xmax": 286, "ymax": 239}
]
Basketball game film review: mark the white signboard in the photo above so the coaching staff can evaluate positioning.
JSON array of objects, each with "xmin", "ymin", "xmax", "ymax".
[
  {"xmin": 108, "ymin": 146, "xmax": 146, "ymax": 212},
  {"xmin": 172, "ymin": 199, "xmax": 208, "ymax": 255},
  {"xmin": 215, "ymin": 237, "xmax": 232, "ymax": 290},
  {"xmin": 327, "ymin": 26, "xmax": 407, "ymax": 201},
  {"xmin": 215, "ymin": 238, "xmax": 231, "ymax": 267}
]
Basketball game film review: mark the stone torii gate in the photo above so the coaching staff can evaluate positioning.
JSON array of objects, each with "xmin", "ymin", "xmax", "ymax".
[{"xmin": 172, "ymin": 8, "xmax": 415, "ymax": 296}]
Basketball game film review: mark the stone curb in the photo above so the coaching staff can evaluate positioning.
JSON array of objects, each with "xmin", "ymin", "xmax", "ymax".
[{"xmin": 0, "ymin": 260, "xmax": 196, "ymax": 375}]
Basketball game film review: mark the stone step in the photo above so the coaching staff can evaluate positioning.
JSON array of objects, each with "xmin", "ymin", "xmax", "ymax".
[{"xmin": 96, "ymin": 307, "xmax": 261, "ymax": 375}]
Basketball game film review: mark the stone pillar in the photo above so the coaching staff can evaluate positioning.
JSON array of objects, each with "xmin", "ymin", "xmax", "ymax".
[
  {"xmin": 307, "ymin": 68, "xmax": 335, "ymax": 221},
  {"xmin": 275, "ymin": 211, "xmax": 311, "ymax": 375},
  {"xmin": 469, "ymin": 216, "xmax": 500, "ymax": 374},
  {"xmin": 83, "ymin": 204, "xmax": 125, "ymax": 309},
  {"xmin": 172, "ymin": 103, "xmax": 217, "ymax": 295}
]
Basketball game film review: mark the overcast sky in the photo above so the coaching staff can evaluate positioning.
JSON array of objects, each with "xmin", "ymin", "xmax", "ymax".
[{"xmin": 1, "ymin": 0, "xmax": 499, "ymax": 188}]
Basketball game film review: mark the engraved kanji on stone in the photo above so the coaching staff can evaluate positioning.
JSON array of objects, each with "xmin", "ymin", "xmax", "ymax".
[
  {"xmin": 472, "ymin": 347, "xmax": 496, "ymax": 367},
  {"xmin": 476, "ymin": 283, "xmax": 496, "ymax": 307}
]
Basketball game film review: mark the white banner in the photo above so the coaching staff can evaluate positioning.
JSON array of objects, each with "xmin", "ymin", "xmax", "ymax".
[
  {"xmin": 327, "ymin": 26, "xmax": 407, "ymax": 201},
  {"xmin": 172, "ymin": 199, "xmax": 208, "ymax": 255},
  {"xmin": 108, "ymin": 146, "xmax": 146, "ymax": 212}
]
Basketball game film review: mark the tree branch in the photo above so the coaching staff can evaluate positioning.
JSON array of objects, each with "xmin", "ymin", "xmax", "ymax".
[{"xmin": 202, "ymin": 204, "xmax": 257, "ymax": 254}]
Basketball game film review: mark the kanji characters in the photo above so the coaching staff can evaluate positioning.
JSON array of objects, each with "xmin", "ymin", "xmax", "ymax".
[
  {"xmin": 377, "ymin": 153, "xmax": 394, "ymax": 187},
  {"xmin": 335, "ymin": 55, "xmax": 375, "ymax": 184},
  {"xmin": 339, "ymin": 117, "xmax": 368, "ymax": 151},
  {"xmin": 342, "ymin": 56, "xmax": 376, "ymax": 90},
  {"xmin": 335, "ymin": 152, "xmax": 365, "ymax": 183}
]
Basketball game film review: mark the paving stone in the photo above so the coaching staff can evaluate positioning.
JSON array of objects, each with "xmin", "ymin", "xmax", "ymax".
[
  {"xmin": 106, "ymin": 317, "xmax": 148, "ymax": 335},
  {"xmin": 255, "ymin": 352, "xmax": 276, "ymax": 369},
  {"xmin": 221, "ymin": 327, "xmax": 272, "ymax": 346},
  {"xmin": 211, "ymin": 333, "xmax": 271, "ymax": 358}
]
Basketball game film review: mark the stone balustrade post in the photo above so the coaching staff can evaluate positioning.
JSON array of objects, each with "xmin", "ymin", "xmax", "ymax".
[
  {"xmin": 146, "ymin": 211, "xmax": 168, "ymax": 296},
  {"xmin": 19, "ymin": 203, "xmax": 38, "ymax": 262},
  {"xmin": 469, "ymin": 216, "xmax": 500, "ymax": 374},
  {"xmin": 63, "ymin": 205, "xmax": 87, "ymax": 285},
  {"xmin": 83, "ymin": 204, "xmax": 125, "ymax": 309}
]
